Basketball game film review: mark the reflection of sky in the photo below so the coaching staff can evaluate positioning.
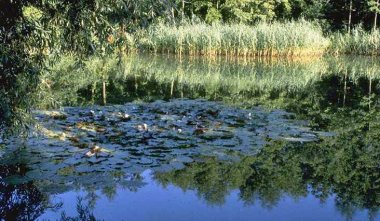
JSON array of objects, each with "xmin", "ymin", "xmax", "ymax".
[{"xmin": 37, "ymin": 170, "xmax": 377, "ymax": 221}]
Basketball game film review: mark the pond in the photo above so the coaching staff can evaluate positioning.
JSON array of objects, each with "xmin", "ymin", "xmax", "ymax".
[{"xmin": 0, "ymin": 55, "xmax": 380, "ymax": 221}]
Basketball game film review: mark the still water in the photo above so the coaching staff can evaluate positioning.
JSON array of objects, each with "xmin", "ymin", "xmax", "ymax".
[
  {"xmin": 37, "ymin": 170, "xmax": 371, "ymax": 221},
  {"xmin": 1, "ymin": 55, "xmax": 379, "ymax": 221}
]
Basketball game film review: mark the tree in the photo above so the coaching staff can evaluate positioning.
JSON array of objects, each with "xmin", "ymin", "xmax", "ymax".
[
  {"xmin": 368, "ymin": 0, "xmax": 380, "ymax": 30},
  {"xmin": 222, "ymin": 0, "xmax": 277, "ymax": 23},
  {"xmin": 0, "ymin": 0, "xmax": 179, "ymax": 133},
  {"xmin": 325, "ymin": 0, "xmax": 360, "ymax": 31},
  {"xmin": 184, "ymin": 0, "xmax": 278, "ymax": 24},
  {"xmin": 0, "ymin": 0, "xmax": 44, "ymax": 134}
]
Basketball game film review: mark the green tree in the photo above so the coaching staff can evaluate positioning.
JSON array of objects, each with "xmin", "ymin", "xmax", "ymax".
[
  {"xmin": 0, "ymin": 0, "xmax": 45, "ymax": 133},
  {"xmin": 0, "ymin": 0, "xmax": 179, "ymax": 133},
  {"xmin": 368, "ymin": 0, "xmax": 380, "ymax": 29},
  {"xmin": 222, "ymin": 0, "xmax": 276, "ymax": 23},
  {"xmin": 183, "ymin": 0, "xmax": 279, "ymax": 24}
]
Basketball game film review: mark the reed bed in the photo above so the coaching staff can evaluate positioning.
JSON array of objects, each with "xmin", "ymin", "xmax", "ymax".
[
  {"xmin": 138, "ymin": 20, "xmax": 329, "ymax": 57},
  {"xmin": 329, "ymin": 27, "xmax": 380, "ymax": 56}
]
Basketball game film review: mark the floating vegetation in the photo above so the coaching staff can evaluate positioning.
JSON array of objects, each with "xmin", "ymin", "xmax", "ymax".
[{"xmin": 0, "ymin": 99, "xmax": 328, "ymax": 191}]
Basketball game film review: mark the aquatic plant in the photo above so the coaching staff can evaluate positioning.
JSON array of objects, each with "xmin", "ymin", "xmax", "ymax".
[
  {"xmin": 138, "ymin": 20, "xmax": 329, "ymax": 57},
  {"xmin": 329, "ymin": 27, "xmax": 380, "ymax": 56}
]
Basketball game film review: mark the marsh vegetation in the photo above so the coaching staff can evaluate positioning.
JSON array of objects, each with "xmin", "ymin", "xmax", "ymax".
[{"xmin": 1, "ymin": 0, "xmax": 380, "ymax": 220}]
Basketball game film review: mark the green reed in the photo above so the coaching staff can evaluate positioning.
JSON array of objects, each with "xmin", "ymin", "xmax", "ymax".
[
  {"xmin": 329, "ymin": 27, "xmax": 380, "ymax": 56},
  {"xmin": 138, "ymin": 20, "xmax": 329, "ymax": 57}
]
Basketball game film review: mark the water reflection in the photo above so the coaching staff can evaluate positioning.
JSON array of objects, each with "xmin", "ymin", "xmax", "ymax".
[
  {"xmin": 0, "ymin": 55, "xmax": 380, "ymax": 220},
  {"xmin": 1, "ymin": 134, "xmax": 379, "ymax": 220},
  {"xmin": 34, "ymin": 156, "xmax": 380, "ymax": 221},
  {"xmin": 155, "ymin": 140, "xmax": 380, "ymax": 219},
  {"xmin": 37, "ymin": 55, "xmax": 380, "ymax": 109},
  {"xmin": 0, "ymin": 165, "xmax": 46, "ymax": 220}
]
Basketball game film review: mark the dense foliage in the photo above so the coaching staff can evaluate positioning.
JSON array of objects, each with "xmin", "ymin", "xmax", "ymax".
[
  {"xmin": 179, "ymin": 0, "xmax": 380, "ymax": 30},
  {"xmin": 0, "ymin": 0, "xmax": 42, "ymax": 133}
]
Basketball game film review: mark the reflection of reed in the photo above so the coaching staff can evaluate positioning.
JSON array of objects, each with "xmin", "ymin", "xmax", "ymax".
[
  {"xmin": 121, "ymin": 55, "xmax": 380, "ymax": 98},
  {"xmin": 39, "ymin": 54, "xmax": 380, "ymax": 108},
  {"xmin": 121, "ymin": 54, "xmax": 326, "ymax": 97}
]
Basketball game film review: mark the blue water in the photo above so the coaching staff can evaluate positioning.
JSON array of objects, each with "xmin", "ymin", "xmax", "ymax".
[{"xmin": 37, "ymin": 170, "xmax": 377, "ymax": 221}]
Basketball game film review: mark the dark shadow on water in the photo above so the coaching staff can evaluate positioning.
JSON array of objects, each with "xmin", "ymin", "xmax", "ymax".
[{"xmin": 0, "ymin": 165, "xmax": 45, "ymax": 221}]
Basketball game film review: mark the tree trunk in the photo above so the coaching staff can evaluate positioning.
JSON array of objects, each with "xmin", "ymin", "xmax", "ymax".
[
  {"xmin": 172, "ymin": 7, "xmax": 176, "ymax": 25},
  {"xmin": 102, "ymin": 80, "xmax": 107, "ymax": 106},
  {"xmin": 101, "ymin": 60, "xmax": 107, "ymax": 106},
  {"xmin": 369, "ymin": 76, "xmax": 372, "ymax": 110},
  {"xmin": 182, "ymin": 0, "xmax": 185, "ymax": 18},
  {"xmin": 343, "ymin": 71, "xmax": 347, "ymax": 107},
  {"xmin": 348, "ymin": 0, "xmax": 353, "ymax": 33},
  {"xmin": 91, "ymin": 82, "xmax": 96, "ymax": 104},
  {"xmin": 170, "ymin": 77, "xmax": 175, "ymax": 97},
  {"xmin": 374, "ymin": 0, "xmax": 379, "ymax": 30}
]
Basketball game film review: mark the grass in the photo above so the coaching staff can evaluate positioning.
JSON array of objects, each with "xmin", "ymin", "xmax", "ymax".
[{"xmin": 137, "ymin": 20, "xmax": 329, "ymax": 57}]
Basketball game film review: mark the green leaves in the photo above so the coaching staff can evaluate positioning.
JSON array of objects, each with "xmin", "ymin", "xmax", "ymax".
[
  {"xmin": 205, "ymin": 7, "xmax": 222, "ymax": 23},
  {"xmin": 22, "ymin": 6, "xmax": 43, "ymax": 21},
  {"xmin": 368, "ymin": 0, "xmax": 380, "ymax": 13}
]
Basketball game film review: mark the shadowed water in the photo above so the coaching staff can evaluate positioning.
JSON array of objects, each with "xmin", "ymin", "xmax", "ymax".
[{"xmin": 0, "ymin": 55, "xmax": 379, "ymax": 221}]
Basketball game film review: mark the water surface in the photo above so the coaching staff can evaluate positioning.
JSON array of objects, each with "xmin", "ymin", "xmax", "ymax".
[{"xmin": 1, "ymin": 55, "xmax": 379, "ymax": 221}]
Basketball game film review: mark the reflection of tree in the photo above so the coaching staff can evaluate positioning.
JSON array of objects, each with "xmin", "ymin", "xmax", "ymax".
[
  {"xmin": 66, "ymin": 172, "xmax": 146, "ymax": 211},
  {"xmin": 60, "ymin": 197, "xmax": 98, "ymax": 221},
  {"xmin": 56, "ymin": 172, "xmax": 146, "ymax": 220},
  {"xmin": 154, "ymin": 119, "xmax": 380, "ymax": 218},
  {"xmin": 0, "ymin": 164, "xmax": 149, "ymax": 220},
  {"xmin": 0, "ymin": 165, "xmax": 45, "ymax": 221}
]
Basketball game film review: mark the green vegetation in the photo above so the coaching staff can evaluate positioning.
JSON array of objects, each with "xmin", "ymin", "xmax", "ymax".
[
  {"xmin": 1, "ymin": 0, "xmax": 380, "ymax": 131},
  {"xmin": 329, "ymin": 27, "xmax": 380, "ymax": 55},
  {"xmin": 1, "ymin": 0, "xmax": 380, "ymax": 219},
  {"xmin": 139, "ymin": 20, "xmax": 328, "ymax": 57}
]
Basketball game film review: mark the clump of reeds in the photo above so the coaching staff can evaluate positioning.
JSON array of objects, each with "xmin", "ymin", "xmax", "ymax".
[
  {"xmin": 328, "ymin": 27, "xmax": 380, "ymax": 56},
  {"xmin": 138, "ymin": 20, "xmax": 329, "ymax": 57}
]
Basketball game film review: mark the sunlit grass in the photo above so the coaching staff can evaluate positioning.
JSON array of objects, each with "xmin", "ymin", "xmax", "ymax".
[{"xmin": 138, "ymin": 20, "xmax": 329, "ymax": 57}]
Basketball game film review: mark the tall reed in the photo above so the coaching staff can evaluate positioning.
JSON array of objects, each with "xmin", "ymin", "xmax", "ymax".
[
  {"xmin": 328, "ymin": 27, "xmax": 380, "ymax": 56},
  {"xmin": 138, "ymin": 20, "xmax": 329, "ymax": 57}
]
